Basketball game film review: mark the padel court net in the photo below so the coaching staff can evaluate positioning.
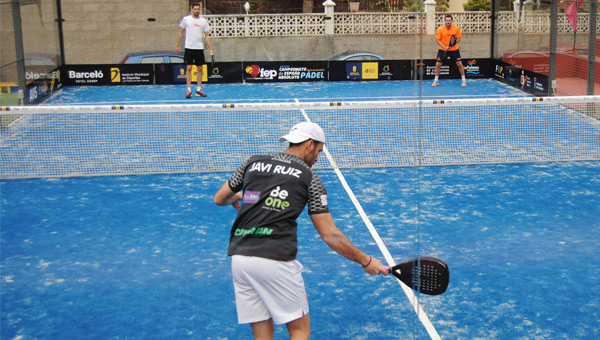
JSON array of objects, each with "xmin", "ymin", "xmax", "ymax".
[{"xmin": 1, "ymin": 96, "xmax": 599, "ymax": 179}]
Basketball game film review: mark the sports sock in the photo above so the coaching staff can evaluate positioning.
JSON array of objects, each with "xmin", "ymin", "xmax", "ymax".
[
  {"xmin": 461, "ymin": 76, "xmax": 466, "ymax": 83},
  {"xmin": 434, "ymin": 76, "xmax": 439, "ymax": 83}
]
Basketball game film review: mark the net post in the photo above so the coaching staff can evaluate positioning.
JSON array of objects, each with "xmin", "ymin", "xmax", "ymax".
[
  {"xmin": 587, "ymin": 0, "xmax": 597, "ymax": 96},
  {"xmin": 11, "ymin": 0, "xmax": 26, "ymax": 105},
  {"xmin": 548, "ymin": 0, "xmax": 558, "ymax": 96}
]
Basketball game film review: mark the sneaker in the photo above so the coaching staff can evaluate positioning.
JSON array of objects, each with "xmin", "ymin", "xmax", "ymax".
[
  {"xmin": 196, "ymin": 90, "xmax": 207, "ymax": 97},
  {"xmin": 461, "ymin": 82, "xmax": 467, "ymax": 87},
  {"xmin": 185, "ymin": 90, "xmax": 192, "ymax": 99},
  {"xmin": 431, "ymin": 82, "xmax": 439, "ymax": 87}
]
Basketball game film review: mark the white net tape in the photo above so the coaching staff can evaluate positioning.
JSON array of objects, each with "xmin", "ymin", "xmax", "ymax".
[{"xmin": 1, "ymin": 96, "xmax": 599, "ymax": 179}]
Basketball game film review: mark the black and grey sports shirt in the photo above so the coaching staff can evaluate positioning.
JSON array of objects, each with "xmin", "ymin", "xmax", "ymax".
[{"xmin": 226, "ymin": 152, "xmax": 329, "ymax": 261}]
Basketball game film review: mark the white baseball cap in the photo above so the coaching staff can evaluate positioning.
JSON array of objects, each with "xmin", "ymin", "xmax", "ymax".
[{"xmin": 279, "ymin": 122, "xmax": 326, "ymax": 144}]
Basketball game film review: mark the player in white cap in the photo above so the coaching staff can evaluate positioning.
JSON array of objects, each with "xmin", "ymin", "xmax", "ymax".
[{"xmin": 214, "ymin": 121, "xmax": 388, "ymax": 340}]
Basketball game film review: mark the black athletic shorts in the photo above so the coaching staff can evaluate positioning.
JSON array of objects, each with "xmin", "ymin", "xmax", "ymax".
[
  {"xmin": 184, "ymin": 49, "xmax": 206, "ymax": 66},
  {"xmin": 436, "ymin": 49, "xmax": 462, "ymax": 63}
]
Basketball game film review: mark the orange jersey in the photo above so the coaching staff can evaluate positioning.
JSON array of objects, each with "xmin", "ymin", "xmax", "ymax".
[{"xmin": 436, "ymin": 24, "xmax": 462, "ymax": 51}]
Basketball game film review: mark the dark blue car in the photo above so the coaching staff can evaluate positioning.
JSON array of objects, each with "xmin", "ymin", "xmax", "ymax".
[{"xmin": 121, "ymin": 52, "xmax": 184, "ymax": 64}]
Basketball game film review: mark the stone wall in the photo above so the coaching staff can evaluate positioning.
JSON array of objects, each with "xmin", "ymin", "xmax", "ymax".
[{"xmin": 10, "ymin": 0, "xmax": 586, "ymax": 65}]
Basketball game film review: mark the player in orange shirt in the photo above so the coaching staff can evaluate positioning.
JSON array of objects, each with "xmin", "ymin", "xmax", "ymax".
[{"xmin": 432, "ymin": 14, "xmax": 466, "ymax": 87}]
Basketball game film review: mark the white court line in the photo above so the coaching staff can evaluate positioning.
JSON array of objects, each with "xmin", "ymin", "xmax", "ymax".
[{"xmin": 294, "ymin": 99, "xmax": 441, "ymax": 340}]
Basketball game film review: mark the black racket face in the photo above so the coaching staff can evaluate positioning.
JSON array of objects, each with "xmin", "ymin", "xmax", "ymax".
[
  {"xmin": 449, "ymin": 35, "xmax": 457, "ymax": 47},
  {"xmin": 211, "ymin": 55, "xmax": 215, "ymax": 67},
  {"xmin": 391, "ymin": 256, "xmax": 449, "ymax": 295}
]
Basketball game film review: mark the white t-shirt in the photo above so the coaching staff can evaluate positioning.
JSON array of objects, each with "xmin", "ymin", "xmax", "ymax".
[{"xmin": 179, "ymin": 15, "xmax": 211, "ymax": 50}]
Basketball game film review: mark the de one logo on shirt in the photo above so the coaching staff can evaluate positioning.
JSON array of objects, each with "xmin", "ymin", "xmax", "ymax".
[{"xmin": 265, "ymin": 186, "xmax": 289, "ymax": 210}]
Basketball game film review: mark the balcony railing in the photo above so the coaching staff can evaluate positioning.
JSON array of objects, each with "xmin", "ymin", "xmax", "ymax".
[{"xmin": 205, "ymin": 11, "xmax": 598, "ymax": 37}]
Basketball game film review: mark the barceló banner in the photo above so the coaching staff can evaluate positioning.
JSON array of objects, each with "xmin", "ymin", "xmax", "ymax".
[{"xmin": 61, "ymin": 65, "xmax": 154, "ymax": 86}]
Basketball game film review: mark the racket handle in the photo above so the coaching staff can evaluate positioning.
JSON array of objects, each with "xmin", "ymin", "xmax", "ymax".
[{"xmin": 386, "ymin": 266, "xmax": 391, "ymax": 273}]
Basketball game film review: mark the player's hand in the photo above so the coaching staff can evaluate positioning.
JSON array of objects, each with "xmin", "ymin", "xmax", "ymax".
[
  {"xmin": 363, "ymin": 257, "xmax": 388, "ymax": 276},
  {"xmin": 230, "ymin": 192, "xmax": 243, "ymax": 210}
]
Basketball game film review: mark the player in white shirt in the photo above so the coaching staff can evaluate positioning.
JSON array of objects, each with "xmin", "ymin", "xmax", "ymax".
[{"xmin": 175, "ymin": 3, "xmax": 214, "ymax": 98}]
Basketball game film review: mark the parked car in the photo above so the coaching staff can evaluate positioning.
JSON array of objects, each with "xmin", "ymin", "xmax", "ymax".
[
  {"xmin": 121, "ymin": 52, "xmax": 184, "ymax": 64},
  {"xmin": 327, "ymin": 51, "xmax": 385, "ymax": 61},
  {"xmin": 25, "ymin": 56, "xmax": 57, "ymax": 66}
]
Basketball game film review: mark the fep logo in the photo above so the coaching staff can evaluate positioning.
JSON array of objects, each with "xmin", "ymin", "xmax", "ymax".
[{"xmin": 245, "ymin": 65, "xmax": 260, "ymax": 77}]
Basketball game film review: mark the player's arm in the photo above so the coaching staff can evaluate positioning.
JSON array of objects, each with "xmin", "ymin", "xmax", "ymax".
[
  {"xmin": 454, "ymin": 27, "xmax": 462, "ymax": 45},
  {"xmin": 435, "ymin": 38, "xmax": 448, "ymax": 51},
  {"xmin": 204, "ymin": 31, "xmax": 214, "ymax": 55},
  {"xmin": 214, "ymin": 180, "xmax": 242, "ymax": 210},
  {"xmin": 311, "ymin": 212, "xmax": 387, "ymax": 276},
  {"xmin": 175, "ymin": 28, "xmax": 185, "ymax": 54},
  {"xmin": 434, "ymin": 29, "xmax": 445, "ymax": 50}
]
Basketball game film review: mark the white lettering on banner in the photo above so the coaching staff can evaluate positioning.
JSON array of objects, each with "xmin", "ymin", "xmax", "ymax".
[
  {"xmin": 259, "ymin": 69, "xmax": 277, "ymax": 79},
  {"xmin": 68, "ymin": 70, "xmax": 104, "ymax": 79},
  {"xmin": 26, "ymin": 71, "xmax": 59, "ymax": 80},
  {"xmin": 300, "ymin": 71, "xmax": 324, "ymax": 79}
]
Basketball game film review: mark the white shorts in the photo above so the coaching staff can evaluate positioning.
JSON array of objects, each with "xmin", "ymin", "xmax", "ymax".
[{"xmin": 231, "ymin": 255, "xmax": 309, "ymax": 325}]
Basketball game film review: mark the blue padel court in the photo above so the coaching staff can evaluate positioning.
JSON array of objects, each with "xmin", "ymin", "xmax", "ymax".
[
  {"xmin": 2, "ymin": 80, "xmax": 600, "ymax": 340},
  {"xmin": 39, "ymin": 79, "xmax": 527, "ymax": 105}
]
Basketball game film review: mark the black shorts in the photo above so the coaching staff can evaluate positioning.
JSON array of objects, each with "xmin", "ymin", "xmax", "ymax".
[
  {"xmin": 436, "ymin": 49, "xmax": 462, "ymax": 63},
  {"xmin": 184, "ymin": 49, "xmax": 206, "ymax": 66}
]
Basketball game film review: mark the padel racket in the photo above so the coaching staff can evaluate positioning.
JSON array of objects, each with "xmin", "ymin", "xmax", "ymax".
[
  {"xmin": 443, "ymin": 34, "xmax": 457, "ymax": 59},
  {"xmin": 210, "ymin": 53, "xmax": 215, "ymax": 69},
  {"xmin": 387, "ymin": 256, "xmax": 449, "ymax": 295}
]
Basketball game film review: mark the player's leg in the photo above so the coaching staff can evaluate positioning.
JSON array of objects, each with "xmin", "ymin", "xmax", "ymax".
[
  {"xmin": 250, "ymin": 319, "xmax": 275, "ymax": 340},
  {"xmin": 432, "ymin": 50, "xmax": 443, "ymax": 86},
  {"xmin": 195, "ymin": 50, "xmax": 207, "ymax": 97},
  {"xmin": 432, "ymin": 62, "xmax": 441, "ymax": 86},
  {"xmin": 185, "ymin": 64, "xmax": 193, "ymax": 98},
  {"xmin": 286, "ymin": 313, "xmax": 310, "ymax": 340},
  {"xmin": 456, "ymin": 59, "xmax": 466, "ymax": 86},
  {"xmin": 453, "ymin": 50, "xmax": 466, "ymax": 86},
  {"xmin": 183, "ymin": 49, "xmax": 194, "ymax": 98}
]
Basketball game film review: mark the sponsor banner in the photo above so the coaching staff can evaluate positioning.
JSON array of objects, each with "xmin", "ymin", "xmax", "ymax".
[
  {"xmin": 26, "ymin": 68, "xmax": 63, "ymax": 104},
  {"xmin": 494, "ymin": 60, "xmax": 548, "ymax": 96},
  {"xmin": 62, "ymin": 65, "xmax": 154, "ymax": 86},
  {"xmin": 346, "ymin": 62, "xmax": 379, "ymax": 80},
  {"xmin": 169, "ymin": 62, "xmax": 242, "ymax": 84},
  {"xmin": 173, "ymin": 65, "xmax": 208, "ymax": 83},
  {"xmin": 328, "ymin": 60, "xmax": 409, "ymax": 81},
  {"xmin": 110, "ymin": 65, "xmax": 153, "ymax": 84},
  {"xmin": 493, "ymin": 60, "xmax": 520, "ymax": 85},
  {"xmin": 242, "ymin": 61, "xmax": 327, "ymax": 82},
  {"xmin": 416, "ymin": 58, "xmax": 491, "ymax": 80},
  {"xmin": 463, "ymin": 58, "xmax": 490, "ymax": 78}
]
